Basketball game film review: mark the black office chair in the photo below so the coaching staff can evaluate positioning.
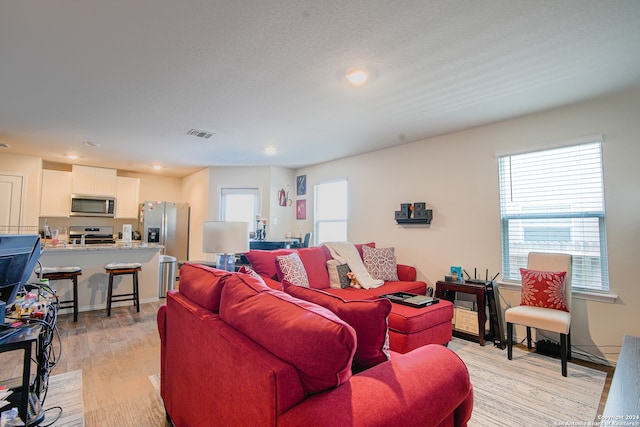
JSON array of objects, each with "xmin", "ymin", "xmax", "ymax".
[{"xmin": 302, "ymin": 232, "xmax": 312, "ymax": 248}]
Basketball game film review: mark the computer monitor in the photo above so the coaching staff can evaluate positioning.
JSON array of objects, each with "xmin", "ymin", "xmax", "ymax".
[{"xmin": 0, "ymin": 234, "xmax": 42, "ymax": 306}]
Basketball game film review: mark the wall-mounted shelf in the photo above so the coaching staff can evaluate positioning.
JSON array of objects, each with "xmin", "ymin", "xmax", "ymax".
[{"xmin": 395, "ymin": 218, "xmax": 432, "ymax": 225}]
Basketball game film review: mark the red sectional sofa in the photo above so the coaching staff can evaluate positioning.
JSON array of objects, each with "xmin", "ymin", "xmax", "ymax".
[
  {"xmin": 157, "ymin": 264, "xmax": 473, "ymax": 427},
  {"xmin": 244, "ymin": 243, "xmax": 455, "ymax": 352}
]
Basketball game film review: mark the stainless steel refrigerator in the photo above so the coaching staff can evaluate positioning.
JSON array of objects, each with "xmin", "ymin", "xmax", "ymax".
[{"xmin": 139, "ymin": 201, "xmax": 190, "ymax": 261}]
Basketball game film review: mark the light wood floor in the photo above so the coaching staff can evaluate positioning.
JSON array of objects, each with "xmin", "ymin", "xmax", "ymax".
[
  {"xmin": 1, "ymin": 301, "xmax": 614, "ymax": 426},
  {"xmin": 1, "ymin": 300, "xmax": 170, "ymax": 427}
]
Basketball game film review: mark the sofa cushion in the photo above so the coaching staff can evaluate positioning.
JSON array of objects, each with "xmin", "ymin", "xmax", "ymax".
[
  {"xmin": 362, "ymin": 245, "xmax": 399, "ymax": 281},
  {"xmin": 296, "ymin": 246, "xmax": 332, "ymax": 289},
  {"xmin": 178, "ymin": 263, "xmax": 230, "ymax": 312},
  {"xmin": 283, "ymin": 281, "xmax": 392, "ymax": 373},
  {"xmin": 219, "ymin": 273, "xmax": 356, "ymax": 395},
  {"xmin": 276, "ymin": 252, "xmax": 310, "ymax": 287},
  {"xmin": 244, "ymin": 249, "xmax": 294, "ymax": 280}
]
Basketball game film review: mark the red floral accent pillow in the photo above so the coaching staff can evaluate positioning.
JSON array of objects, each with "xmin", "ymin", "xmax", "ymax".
[{"xmin": 520, "ymin": 268, "xmax": 568, "ymax": 312}]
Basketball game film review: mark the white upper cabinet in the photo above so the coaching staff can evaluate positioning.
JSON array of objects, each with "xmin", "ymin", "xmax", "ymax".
[
  {"xmin": 115, "ymin": 176, "xmax": 140, "ymax": 218},
  {"xmin": 40, "ymin": 170, "xmax": 72, "ymax": 217},
  {"xmin": 71, "ymin": 165, "xmax": 117, "ymax": 196}
]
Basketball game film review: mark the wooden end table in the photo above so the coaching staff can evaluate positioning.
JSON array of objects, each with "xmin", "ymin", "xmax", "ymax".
[{"xmin": 436, "ymin": 280, "xmax": 487, "ymax": 346}]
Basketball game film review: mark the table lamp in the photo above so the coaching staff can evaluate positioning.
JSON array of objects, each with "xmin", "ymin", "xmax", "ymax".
[{"xmin": 203, "ymin": 221, "xmax": 249, "ymax": 271}]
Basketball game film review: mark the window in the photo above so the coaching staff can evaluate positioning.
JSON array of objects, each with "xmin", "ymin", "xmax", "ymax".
[
  {"xmin": 220, "ymin": 188, "xmax": 260, "ymax": 232},
  {"xmin": 314, "ymin": 180, "xmax": 348, "ymax": 245},
  {"xmin": 498, "ymin": 140, "xmax": 609, "ymax": 292}
]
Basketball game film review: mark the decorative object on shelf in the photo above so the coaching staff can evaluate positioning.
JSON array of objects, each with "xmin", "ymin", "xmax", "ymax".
[
  {"xmin": 203, "ymin": 221, "xmax": 250, "ymax": 271},
  {"xmin": 296, "ymin": 199, "xmax": 306, "ymax": 220},
  {"xmin": 394, "ymin": 202, "xmax": 432, "ymax": 224},
  {"xmin": 296, "ymin": 175, "xmax": 307, "ymax": 196}
]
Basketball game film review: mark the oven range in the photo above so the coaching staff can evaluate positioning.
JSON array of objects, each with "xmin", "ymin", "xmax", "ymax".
[{"xmin": 69, "ymin": 226, "xmax": 116, "ymax": 245}]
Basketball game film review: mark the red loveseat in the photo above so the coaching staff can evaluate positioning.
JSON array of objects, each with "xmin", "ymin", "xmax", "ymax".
[
  {"xmin": 157, "ymin": 264, "xmax": 473, "ymax": 427},
  {"xmin": 244, "ymin": 243, "xmax": 455, "ymax": 352}
]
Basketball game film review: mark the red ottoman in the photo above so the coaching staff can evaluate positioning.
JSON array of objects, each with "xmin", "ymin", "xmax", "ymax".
[{"xmin": 387, "ymin": 299, "xmax": 454, "ymax": 353}]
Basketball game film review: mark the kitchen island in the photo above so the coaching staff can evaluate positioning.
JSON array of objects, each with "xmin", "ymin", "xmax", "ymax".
[{"xmin": 32, "ymin": 243, "xmax": 164, "ymax": 317}]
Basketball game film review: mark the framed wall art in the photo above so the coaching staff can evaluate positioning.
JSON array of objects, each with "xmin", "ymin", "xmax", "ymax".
[
  {"xmin": 296, "ymin": 199, "xmax": 306, "ymax": 220},
  {"xmin": 296, "ymin": 174, "xmax": 306, "ymax": 196}
]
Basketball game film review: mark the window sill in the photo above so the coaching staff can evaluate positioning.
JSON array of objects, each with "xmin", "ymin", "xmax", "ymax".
[{"xmin": 497, "ymin": 281, "xmax": 618, "ymax": 304}]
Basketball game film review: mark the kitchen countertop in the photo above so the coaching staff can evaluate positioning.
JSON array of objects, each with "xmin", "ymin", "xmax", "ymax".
[{"xmin": 42, "ymin": 243, "xmax": 164, "ymax": 252}]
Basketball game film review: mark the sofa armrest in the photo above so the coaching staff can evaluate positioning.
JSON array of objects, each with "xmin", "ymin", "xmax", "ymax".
[
  {"xmin": 279, "ymin": 344, "xmax": 473, "ymax": 427},
  {"xmin": 397, "ymin": 264, "xmax": 417, "ymax": 281}
]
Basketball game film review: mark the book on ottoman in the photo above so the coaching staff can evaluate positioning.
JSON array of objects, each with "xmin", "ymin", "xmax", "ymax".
[{"xmin": 381, "ymin": 292, "xmax": 439, "ymax": 308}]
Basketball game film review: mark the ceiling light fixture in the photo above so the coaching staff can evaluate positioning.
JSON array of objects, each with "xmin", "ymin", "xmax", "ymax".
[
  {"xmin": 346, "ymin": 69, "xmax": 368, "ymax": 87},
  {"xmin": 264, "ymin": 146, "xmax": 277, "ymax": 155},
  {"xmin": 152, "ymin": 165, "xmax": 163, "ymax": 171},
  {"xmin": 66, "ymin": 154, "xmax": 79, "ymax": 160}
]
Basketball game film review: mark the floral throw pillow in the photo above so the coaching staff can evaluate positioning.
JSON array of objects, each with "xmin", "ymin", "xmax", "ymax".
[
  {"xmin": 362, "ymin": 246, "xmax": 399, "ymax": 281},
  {"xmin": 520, "ymin": 268, "xmax": 568, "ymax": 312},
  {"xmin": 276, "ymin": 252, "xmax": 310, "ymax": 287}
]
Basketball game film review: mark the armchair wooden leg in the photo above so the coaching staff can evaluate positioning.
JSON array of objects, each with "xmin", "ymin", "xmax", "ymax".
[
  {"xmin": 567, "ymin": 331, "xmax": 572, "ymax": 361},
  {"xmin": 526, "ymin": 326, "xmax": 532, "ymax": 349},
  {"xmin": 507, "ymin": 322, "xmax": 513, "ymax": 360},
  {"xmin": 560, "ymin": 333, "xmax": 568, "ymax": 377}
]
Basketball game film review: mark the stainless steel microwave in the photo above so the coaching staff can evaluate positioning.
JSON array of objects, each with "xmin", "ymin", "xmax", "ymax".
[{"xmin": 70, "ymin": 194, "xmax": 116, "ymax": 217}]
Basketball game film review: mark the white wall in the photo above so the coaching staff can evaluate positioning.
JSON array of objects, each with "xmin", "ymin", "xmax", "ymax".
[
  {"xmin": 0, "ymin": 153, "xmax": 42, "ymax": 228},
  {"xmin": 122, "ymin": 171, "xmax": 183, "ymax": 203},
  {"xmin": 182, "ymin": 168, "xmax": 210, "ymax": 261},
  {"xmin": 269, "ymin": 166, "xmax": 296, "ymax": 238},
  {"xmin": 297, "ymin": 86, "xmax": 640, "ymax": 364}
]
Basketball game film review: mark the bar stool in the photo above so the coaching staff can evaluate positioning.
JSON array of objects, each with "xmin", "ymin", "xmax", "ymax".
[
  {"xmin": 35, "ymin": 266, "xmax": 82, "ymax": 322},
  {"xmin": 104, "ymin": 262, "xmax": 142, "ymax": 316}
]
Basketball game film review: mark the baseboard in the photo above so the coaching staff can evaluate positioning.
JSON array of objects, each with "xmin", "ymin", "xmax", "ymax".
[{"xmin": 57, "ymin": 297, "xmax": 161, "ymax": 315}]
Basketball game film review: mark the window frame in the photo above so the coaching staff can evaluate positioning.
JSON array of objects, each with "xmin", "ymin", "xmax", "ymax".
[
  {"xmin": 498, "ymin": 137, "xmax": 610, "ymax": 293},
  {"xmin": 313, "ymin": 179, "xmax": 348, "ymax": 245},
  {"xmin": 219, "ymin": 187, "xmax": 260, "ymax": 232}
]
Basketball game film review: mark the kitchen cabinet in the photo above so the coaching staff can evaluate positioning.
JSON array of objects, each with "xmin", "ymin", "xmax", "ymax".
[
  {"xmin": 71, "ymin": 165, "xmax": 117, "ymax": 196},
  {"xmin": 40, "ymin": 170, "xmax": 72, "ymax": 217},
  {"xmin": 115, "ymin": 176, "xmax": 140, "ymax": 218}
]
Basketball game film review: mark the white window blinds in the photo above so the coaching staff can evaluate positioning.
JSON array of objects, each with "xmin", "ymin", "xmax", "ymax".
[
  {"xmin": 314, "ymin": 180, "xmax": 348, "ymax": 244},
  {"xmin": 498, "ymin": 140, "xmax": 609, "ymax": 292}
]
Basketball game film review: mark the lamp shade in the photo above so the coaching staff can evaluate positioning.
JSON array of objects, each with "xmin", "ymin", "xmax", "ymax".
[{"xmin": 203, "ymin": 221, "xmax": 249, "ymax": 254}]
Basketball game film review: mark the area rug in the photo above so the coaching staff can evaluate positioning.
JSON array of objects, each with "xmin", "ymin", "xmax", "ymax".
[
  {"xmin": 448, "ymin": 338, "xmax": 606, "ymax": 427},
  {"xmin": 40, "ymin": 369, "xmax": 84, "ymax": 426}
]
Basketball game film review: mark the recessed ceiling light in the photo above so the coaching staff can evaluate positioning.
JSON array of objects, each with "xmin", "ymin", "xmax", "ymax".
[
  {"xmin": 264, "ymin": 146, "xmax": 277, "ymax": 155},
  {"xmin": 346, "ymin": 69, "xmax": 368, "ymax": 87},
  {"xmin": 152, "ymin": 165, "xmax": 163, "ymax": 171},
  {"xmin": 66, "ymin": 154, "xmax": 79, "ymax": 160},
  {"xmin": 84, "ymin": 141, "xmax": 100, "ymax": 147}
]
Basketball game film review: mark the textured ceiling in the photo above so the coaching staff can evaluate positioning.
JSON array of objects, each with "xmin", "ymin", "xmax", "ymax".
[{"xmin": 2, "ymin": 0, "xmax": 640, "ymax": 177}]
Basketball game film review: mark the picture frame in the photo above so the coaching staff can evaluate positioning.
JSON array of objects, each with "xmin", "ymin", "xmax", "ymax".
[
  {"xmin": 296, "ymin": 174, "xmax": 307, "ymax": 196},
  {"xmin": 296, "ymin": 199, "xmax": 306, "ymax": 220}
]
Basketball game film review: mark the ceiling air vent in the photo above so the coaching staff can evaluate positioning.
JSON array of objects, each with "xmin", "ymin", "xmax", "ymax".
[{"xmin": 186, "ymin": 129, "xmax": 214, "ymax": 139}]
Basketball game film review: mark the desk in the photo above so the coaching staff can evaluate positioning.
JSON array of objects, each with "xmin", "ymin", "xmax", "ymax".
[
  {"xmin": 250, "ymin": 238, "xmax": 300, "ymax": 250},
  {"xmin": 436, "ymin": 281, "xmax": 487, "ymax": 346}
]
